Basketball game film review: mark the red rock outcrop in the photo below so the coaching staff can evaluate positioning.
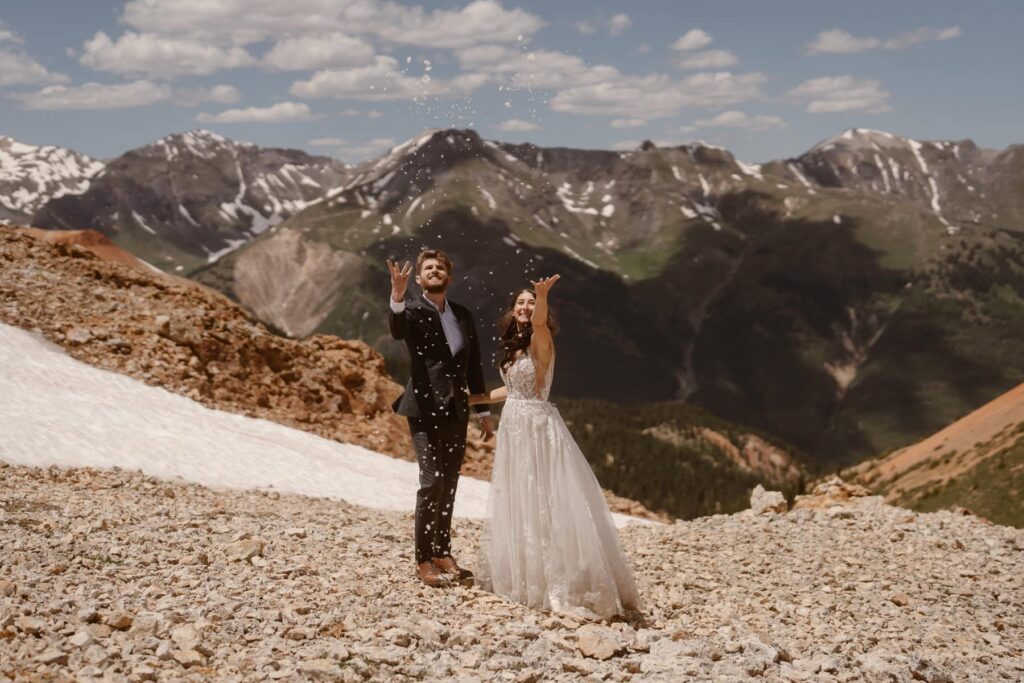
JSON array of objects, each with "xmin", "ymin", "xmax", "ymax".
[{"xmin": 0, "ymin": 226, "xmax": 409, "ymax": 457}]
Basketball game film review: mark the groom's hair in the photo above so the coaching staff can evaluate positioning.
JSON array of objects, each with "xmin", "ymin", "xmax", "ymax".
[{"xmin": 416, "ymin": 248, "xmax": 454, "ymax": 276}]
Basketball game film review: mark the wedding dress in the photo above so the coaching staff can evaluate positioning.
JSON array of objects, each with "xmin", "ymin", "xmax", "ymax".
[{"xmin": 478, "ymin": 352, "xmax": 641, "ymax": 619}]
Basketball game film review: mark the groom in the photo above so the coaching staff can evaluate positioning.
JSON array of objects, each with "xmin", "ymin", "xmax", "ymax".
[{"xmin": 387, "ymin": 249, "xmax": 493, "ymax": 587}]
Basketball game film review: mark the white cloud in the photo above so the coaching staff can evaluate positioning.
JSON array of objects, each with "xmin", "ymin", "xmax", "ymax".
[
  {"xmin": 176, "ymin": 84, "xmax": 242, "ymax": 106},
  {"xmin": 497, "ymin": 118, "xmax": 539, "ymax": 131},
  {"xmin": 692, "ymin": 110, "xmax": 786, "ymax": 130},
  {"xmin": 376, "ymin": 1, "xmax": 545, "ymax": 49},
  {"xmin": 551, "ymin": 71, "xmax": 766, "ymax": 119},
  {"xmin": 805, "ymin": 29, "xmax": 879, "ymax": 54},
  {"xmin": 206, "ymin": 84, "xmax": 242, "ymax": 103},
  {"xmin": 0, "ymin": 49, "xmax": 69, "ymax": 86},
  {"xmin": 610, "ymin": 118, "xmax": 647, "ymax": 128},
  {"xmin": 788, "ymin": 76, "xmax": 891, "ymax": 113},
  {"xmin": 290, "ymin": 55, "xmax": 485, "ymax": 100},
  {"xmin": 671, "ymin": 29, "xmax": 713, "ymax": 51},
  {"xmin": 885, "ymin": 26, "xmax": 961, "ymax": 49},
  {"xmin": 119, "ymin": 0, "xmax": 543, "ymax": 49},
  {"xmin": 339, "ymin": 108, "xmax": 383, "ymax": 118},
  {"xmin": 607, "ymin": 14, "xmax": 631, "ymax": 37},
  {"xmin": 676, "ymin": 49, "xmax": 738, "ymax": 70},
  {"xmin": 79, "ymin": 32, "xmax": 254, "ymax": 77},
  {"xmin": 806, "ymin": 26, "xmax": 962, "ymax": 54},
  {"xmin": 10, "ymin": 80, "xmax": 172, "ymax": 110},
  {"xmin": 263, "ymin": 33, "xmax": 376, "ymax": 71},
  {"xmin": 0, "ymin": 20, "xmax": 21, "ymax": 44},
  {"xmin": 197, "ymin": 101, "xmax": 319, "ymax": 123},
  {"xmin": 456, "ymin": 46, "xmax": 620, "ymax": 90},
  {"xmin": 934, "ymin": 27, "xmax": 963, "ymax": 41},
  {"xmin": 449, "ymin": 72, "xmax": 492, "ymax": 92},
  {"xmin": 575, "ymin": 21, "xmax": 597, "ymax": 36}
]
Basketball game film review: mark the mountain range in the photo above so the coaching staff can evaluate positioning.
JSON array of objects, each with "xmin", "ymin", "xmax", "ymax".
[
  {"xmin": 6, "ymin": 126, "xmax": 1024, "ymax": 466},
  {"xmin": 26, "ymin": 130, "xmax": 347, "ymax": 275}
]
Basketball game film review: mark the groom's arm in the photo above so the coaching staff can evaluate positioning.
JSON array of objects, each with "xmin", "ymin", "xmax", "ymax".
[
  {"xmin": 466, "ymin": 316, "xmax": 490, "ymax": 417},
  {"xmin": 388, "ymin": 298, "xmax": 409, "ymax": 340}
]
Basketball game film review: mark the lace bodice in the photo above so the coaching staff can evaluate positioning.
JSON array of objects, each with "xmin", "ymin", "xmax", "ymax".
[{"xmin": 501, "ymin": 352, "xmax": 554, "ymax": 401}]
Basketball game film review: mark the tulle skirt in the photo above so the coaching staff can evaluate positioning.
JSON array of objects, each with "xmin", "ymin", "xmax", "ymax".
[{"xmin": 478, "ymin": 398, "xmax": 641, "ymax": 619}]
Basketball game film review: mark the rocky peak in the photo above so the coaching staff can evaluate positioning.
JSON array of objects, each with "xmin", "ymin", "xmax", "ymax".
[
  {"xmin": 135, "ymin": 129, "xmax": 249, "ymax": 165},
  {"xmin": 334, "ymin": 128, "xmax": 496, "ymax": 213},
  {"xmin": 793, "ymin": 129, "xmax": 990, "ymax": 232},
  {"xmin": 0, "ymin": 135, "xmax": 104, "ymax": 223},
  {"xmin": 810, "ymin": 128, "xmax": 908, "ymax": 153},
  {"xmin": 30, "ymin": 131, "xmax": 348, "ymax": 273}
]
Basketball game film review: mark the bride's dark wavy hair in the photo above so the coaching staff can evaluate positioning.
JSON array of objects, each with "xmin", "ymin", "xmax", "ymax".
[{"xmin": 498, "ymin": 288, "xmax": 559, "ymax": 372}]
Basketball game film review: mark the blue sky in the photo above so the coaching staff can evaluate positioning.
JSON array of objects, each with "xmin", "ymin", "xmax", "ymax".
[{"xmin": 1, "ymin": 0, "xmax": 1020, "ymax": 163}]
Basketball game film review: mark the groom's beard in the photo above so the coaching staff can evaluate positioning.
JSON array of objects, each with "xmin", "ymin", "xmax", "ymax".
[{"xmin": 423, "ymin": 283, "xmax": 448, "ymax": 294}]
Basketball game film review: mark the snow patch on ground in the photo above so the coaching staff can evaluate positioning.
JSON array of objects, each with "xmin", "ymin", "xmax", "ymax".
[
  {"xmin": 131, "ymin": 211, "xmax": 156, "ymax": 235},
  {"xmin": 788, "ymin": 163, "xmax": 816, "ymax": 194},
  {"xmin": 479, "ymin": 187, "xmax": 497, "ymax": 210},
  {"xmin": 873, "ymin": 154, "xmax": 892, "ymax": 193},
  {"xmin": 563, "ymin": 247, "xmax": 599, "ymax": 269},
  {"xmin": 736, "ymin": 160, "xmax": 763, "ymax": 180},
  {"xmin": 556, "ymin": 183, "xmax": 599, "ymax": 215},
  {"xmin": 0, "ymin": 324, "xmax": 647, "ymax": 526},
  {"xmin": 178, "ymin": 204, "xmax": 201, "ymax": 227},
  {"xmin": 206, "ymin": 238, "xmax": 247, "ymax": 264}
]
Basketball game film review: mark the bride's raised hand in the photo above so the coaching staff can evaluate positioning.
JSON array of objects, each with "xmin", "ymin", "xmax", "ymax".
[{"xmin": 530, "ymin": 274, "xmax": 560, "ymax": 297}]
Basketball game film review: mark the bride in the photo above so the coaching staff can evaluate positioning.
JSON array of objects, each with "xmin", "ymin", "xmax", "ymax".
[{"xmin": 471, "ymin": 275, "xmax": 640, "ymax": 619}]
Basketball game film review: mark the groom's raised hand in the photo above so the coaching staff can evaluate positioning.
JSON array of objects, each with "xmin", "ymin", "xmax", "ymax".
[{"xmin": 387, "ymin": 259, "xmax": 413, "ymax": 303}]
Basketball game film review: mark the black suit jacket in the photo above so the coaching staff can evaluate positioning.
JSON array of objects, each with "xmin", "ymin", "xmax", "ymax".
[{"xmin": 389, "ymin": 295, "xmax": 488, "ymax": 421}]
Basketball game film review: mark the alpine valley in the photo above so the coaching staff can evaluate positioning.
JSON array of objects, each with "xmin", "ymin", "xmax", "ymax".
[{"xmin": 7, "ymin": 126, "xmax": 1024, "ymax": 468}]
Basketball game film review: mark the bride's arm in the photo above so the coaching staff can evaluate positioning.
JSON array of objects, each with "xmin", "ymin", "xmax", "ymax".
[
  {"xmin": 529, "ymin": 275, "xmax": 559, "ymax": 364},
  {"xmin": 470, "ymin": 386, "xmax": 507, "ymax": 405}
]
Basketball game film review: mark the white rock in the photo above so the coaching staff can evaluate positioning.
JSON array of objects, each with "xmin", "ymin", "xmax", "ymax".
[{"xmin": 750, "ymin": 484, "xmax": 787, "ymax": 514}]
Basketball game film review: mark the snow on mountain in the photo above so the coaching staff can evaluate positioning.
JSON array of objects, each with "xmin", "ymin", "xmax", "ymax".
[
  {"xmin": 31, "ymin": 130, "xmax": 349, "ymax": 273},
  {"xmin": 789, "ymin": 127, "xmax": 1002, "ymax": 234},
  {"xmin": 0, "ymin": 135, "xmax": 104, "ymax": 224}
]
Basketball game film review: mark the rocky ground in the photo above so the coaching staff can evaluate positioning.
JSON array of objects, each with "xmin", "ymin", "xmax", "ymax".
[{"xmin": 2, "ymin": 463, "xmax": 1022, "ymax": 682}]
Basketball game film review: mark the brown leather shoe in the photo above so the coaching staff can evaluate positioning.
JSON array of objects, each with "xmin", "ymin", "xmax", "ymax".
[
  {"xmin": 416, "ymin": 560, "xmax": 450, "ymax": 588},
  {"xmin": 433, "ymin": 556, "xmax": 474, "ymax": 585}
]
